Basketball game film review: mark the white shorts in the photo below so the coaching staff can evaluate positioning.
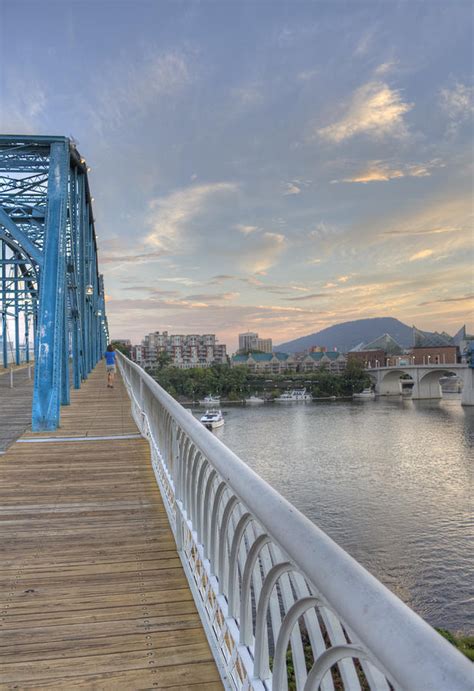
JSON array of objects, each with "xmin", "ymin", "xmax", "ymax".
[{"xmin": 106, "ymin": 365, "xmax": 116, "ymax": 373}]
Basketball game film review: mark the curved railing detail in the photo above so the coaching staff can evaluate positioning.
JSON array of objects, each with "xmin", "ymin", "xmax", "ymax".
[{"xmin": 118, "ymin": 353, "xmax": 472, "ymax": 691}]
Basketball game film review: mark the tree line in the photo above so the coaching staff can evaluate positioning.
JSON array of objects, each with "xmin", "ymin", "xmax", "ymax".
[{"xmin": 148, "ymin": 360, "xmax": 371, "ymax": 400}]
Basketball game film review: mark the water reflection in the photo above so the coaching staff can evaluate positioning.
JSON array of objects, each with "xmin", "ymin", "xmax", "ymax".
[{"xmin": 197, "ymin": 397, "xmax": 474, "ymax": 633}]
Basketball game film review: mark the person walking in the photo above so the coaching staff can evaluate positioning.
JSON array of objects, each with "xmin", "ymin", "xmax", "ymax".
[{"xmin": 105, "ymin": 344, "xmax": 117, "ymax": 388}]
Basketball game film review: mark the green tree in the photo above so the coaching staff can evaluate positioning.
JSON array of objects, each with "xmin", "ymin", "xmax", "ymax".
[{"xmin": 110, "ymin": 341, "xmax": 131, "ymax": 357}]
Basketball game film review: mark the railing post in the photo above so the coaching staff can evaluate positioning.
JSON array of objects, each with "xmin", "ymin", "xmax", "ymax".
[
  {"xmin": 9, "ymin": 367, "xmax": 13, "ymax": 389},
  {"xmin": 171, "ymin": 420, "xmax": 184, "ymax": 550}
]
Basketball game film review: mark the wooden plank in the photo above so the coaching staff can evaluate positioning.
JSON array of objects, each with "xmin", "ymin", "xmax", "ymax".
[{"xmin": 0, "ymin": 363, "xmax": 222, "ymax": 688}]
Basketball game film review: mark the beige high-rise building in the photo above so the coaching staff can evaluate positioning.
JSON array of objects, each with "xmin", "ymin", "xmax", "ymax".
[
  {"xmin": 256, "ymin": 338, "xmax": 272, "ymax": 353},
  {"xmin": 238, "ymin": 332, "xmax": 272, "ymax": 353},
  {"xmin": 239, "ymin": 332, "xmax": 259, "ymax": 351}
]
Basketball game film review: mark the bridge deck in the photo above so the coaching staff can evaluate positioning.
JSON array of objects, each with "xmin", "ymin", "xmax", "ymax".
[{"xmin": 0, "ymin": 365, "xmax": 222, "ymax": 689}]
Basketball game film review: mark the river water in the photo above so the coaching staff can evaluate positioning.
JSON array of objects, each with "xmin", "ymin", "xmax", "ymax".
[{"xmin": 196, "ymin": 395, "xmax": 473, "ymax": 633}]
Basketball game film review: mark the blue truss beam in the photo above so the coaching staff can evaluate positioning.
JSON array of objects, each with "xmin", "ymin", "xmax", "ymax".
[
  {"xmin": 0, "ymin": 207, "xmax": 43, "ymax": 265},
  {"xmin": 0, "ymin": 135, "xmax": 109, "ymax": 431}
]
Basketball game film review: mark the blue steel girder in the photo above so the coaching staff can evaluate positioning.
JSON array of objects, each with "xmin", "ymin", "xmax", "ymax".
[{"xmin": 0, "ymin": 135, "xmax": 109, "ymax": 431}]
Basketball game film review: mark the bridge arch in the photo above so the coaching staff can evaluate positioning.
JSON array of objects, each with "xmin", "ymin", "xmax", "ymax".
[
  {"xmin": 378, "ymin": 368, "xmax": 414, "ymax": 395},
  {"xmin": 414, "ymin": 368, "xmax": 462, "ymax": 400}
]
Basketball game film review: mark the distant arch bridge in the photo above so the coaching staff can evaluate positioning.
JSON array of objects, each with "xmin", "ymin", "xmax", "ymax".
[{"xmin": 367, "ymin": 364, "xmax": 474, "ymax": 406}]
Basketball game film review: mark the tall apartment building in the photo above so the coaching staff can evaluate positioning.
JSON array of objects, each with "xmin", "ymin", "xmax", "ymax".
[
  {"xmin": 238, "ymin": 331, "xmax": 273, "ymax": 353},
  {"xmin": 132, "ymin": 331, "xmax": 227, "ymax": 369}
]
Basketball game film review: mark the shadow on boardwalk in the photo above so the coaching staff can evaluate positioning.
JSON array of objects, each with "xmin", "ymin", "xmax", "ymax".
[{"xmin": 0, "ymin": 367, "xmax": 33, "ymax": 453}]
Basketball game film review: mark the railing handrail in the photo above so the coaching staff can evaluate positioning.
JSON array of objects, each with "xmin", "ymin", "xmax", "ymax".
[{"xmin": 117, "ymin": 352, "xmax": 472, "ymax": 690}]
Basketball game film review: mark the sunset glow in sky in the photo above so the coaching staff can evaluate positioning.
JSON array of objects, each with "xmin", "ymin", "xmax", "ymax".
[{"xmin": 1, "ymin": 1, "xmax": 473, "ymax": 350}]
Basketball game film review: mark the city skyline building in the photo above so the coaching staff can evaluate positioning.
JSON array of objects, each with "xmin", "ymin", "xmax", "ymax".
[
  {"xmin": 238, "ymin": 331, "xmax": 273, "ymax": 353},
  {"xmin": 132, "ymin": 331, "xmax": 227, "ymax": 369}
]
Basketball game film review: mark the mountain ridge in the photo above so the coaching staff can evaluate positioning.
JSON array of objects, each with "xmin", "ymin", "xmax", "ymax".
[{"xmin": 276, "ymin": 317, "xmax": 413, "ymax": 353}]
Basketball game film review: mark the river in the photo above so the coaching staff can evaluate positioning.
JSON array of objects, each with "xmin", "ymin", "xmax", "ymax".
[{"xmin": 195, "ymin": 395, "xmax": 473, "ymax": 634}]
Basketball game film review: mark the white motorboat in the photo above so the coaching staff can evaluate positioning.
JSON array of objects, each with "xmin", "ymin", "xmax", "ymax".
[
  {"xmin": 200, "ymin": 409, "xmax": 225, "ymax": 429},
  {"xmin": 353, "ymin": 388, "xmax": 375, "ymax": 399},
  {"xmin": 199, "ymin": 394, "xmax": 220, "ymax": 406},
  {"xmin": 245, "ymin": 395, "xmax": 264, "ymax": 405},
  {"xmin": 276, "ymin": 388, "xmax": 312, "ymax": 402}
]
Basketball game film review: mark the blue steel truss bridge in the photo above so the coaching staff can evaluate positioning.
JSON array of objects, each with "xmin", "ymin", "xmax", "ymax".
[{"xmin": 0, "ymin": 135, "xmax": 108, "ymax": 431}]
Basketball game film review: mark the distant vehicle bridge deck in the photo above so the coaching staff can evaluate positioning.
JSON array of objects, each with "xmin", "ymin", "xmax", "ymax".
[{"xmin": 367, "ymin": 363, "xmax": 474, "ymax": 405}]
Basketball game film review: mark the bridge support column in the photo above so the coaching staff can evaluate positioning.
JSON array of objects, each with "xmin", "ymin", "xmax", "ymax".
[
  {"xmin": 32, "ymin": 141, "xmax": 69, "ymax": 431},
  {"xmin": 379, "ymin": 377, "xmax": 402, "ymax": 396},
  {"xmin": 411, "ymin": 370, "xmax": 442, "ymax": 400},
  {"xmin": 461, "ymin": 368, "xmax": 474, "ymax": 406}
]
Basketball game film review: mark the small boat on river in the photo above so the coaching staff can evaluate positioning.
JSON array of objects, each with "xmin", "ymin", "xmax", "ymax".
[
  {"xmin": 245, "ymin": 395, "xmax": 264, "ymax": 405},
  {"xmin": 200, "ymin": 409, "xmax": 225, "ymax": 430},
  {"xmin": 353, "ymin": 388, "xmax": 375, "ymax": 400},
  {"xmin": 199, "ymin": 394, "xmax": 220, "ymax": 407},
  {"xmin": 276, "ymin": 388, "xmax": 312, "ymax": 402}
]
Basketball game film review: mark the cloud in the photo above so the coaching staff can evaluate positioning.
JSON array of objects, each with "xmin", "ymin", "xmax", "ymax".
[
  {"xmin": 354, "ymin": 28, "xmax": 375, "ymax": 57},
  {"xmin": 283, "ymin": 183, "xmax": 301, "ymax": 195},
  {"xmin": 146, "ymin": 182, "xmax": 238, "ymax": 250},
  {"xmin": 409, "ymin": 249, "xmax": 434, "ymax": 262},
  {"xmin": 0, "ymin": 77, "xmax": 47, "ymax": 132},
  {"xmin": 283, "ymin": 293, "xmax": 326, "ymax": 301},
  {"xmin": 235, "ymin": 224, "xmax": 259, "ymax": 235},
  {"xmin": 318, "ymin": 81, "xmax": 413, "ymax": 142},
  {"xmin": 88, "ymin": 49, "xmax": 192, "ymax": 133},
  {"xmin": 439, "ymin": 82, "xmax": 474, "ymax": 133},
  {"xmin": 231, "ymin": 84, "xmax": 264, "ymax": 110},
  {"xmin": 374, "ymin": 61, "xmax": 398, "ymax": 77},
  {"xmin": 239, "ymin": 232, "xmax": 287, "ymax": 273},
  {"xmin": 209, "ymin": 274, "xmax": 236, "ymax": 284},
  {"xmin": 101, "ymin": 249, "xmax": 167, "ymax": 265},
  {"xmin": 331, "ymin": 159, "xmax": 442, "ymax": 184},
  {"xmin": 297, "ymin": 68, "xmax": 319, "ymax": 81},
  {"xmin": 184, "ymin": 292, "xmax": 239, "ymax": 302},
  {"xmin": 418, "ymin": 294, "xmax": 474, "ymax": 306}
]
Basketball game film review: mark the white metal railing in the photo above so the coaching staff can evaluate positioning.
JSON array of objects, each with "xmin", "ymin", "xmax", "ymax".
[{"xmin": 117, "ymin": 353, "xmax": 472, "ymax": 691}]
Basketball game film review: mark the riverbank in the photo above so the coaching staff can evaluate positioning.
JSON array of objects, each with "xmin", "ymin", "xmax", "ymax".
[
  {"xmin": 436, "ymin": 630, "xmax": 474, "ymax": 661},
  {"xmin": 148, "ymin": 361, "xmax": 371, "ymax": 400}
]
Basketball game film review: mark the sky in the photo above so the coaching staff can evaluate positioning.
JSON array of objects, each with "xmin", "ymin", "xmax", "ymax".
[{"xmin": 0, "ymin": 0, "xmax": 473, "ymax": 351}]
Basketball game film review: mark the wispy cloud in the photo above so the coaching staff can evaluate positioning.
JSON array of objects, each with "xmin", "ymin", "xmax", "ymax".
[
  {"xmin": 409, "ymin": 249, "xmax": 434, "ymax": 262},
  {"xmin": 0, "ymin": 75, "xmax": 47, "ymax": 132},
  {"xmin": 374, "ymin": 61, "xmax": 398, "ymax": 77},
  {"xmin": 235, "ymin": 224, "xmax": 259, "ymax": 235},
  {"xmin": 230, "ymin": 83, "xmax": 264, "ymax": 111},
  {"xmin": 284, "ymin": 293, "xmax": 326, "ymax": 301},
  {"xmin": 146, "ymin": 182, "xmax": 238, "ymax": 250},
  {"xmin": 185, "ymin": 292, "xmax": 239, "ymax": 302},
  {"xmin": 238, "ymin": 231, "xmax": 287, "ymax": 274},
  {"xmin": 283, "ymin": 182, "xmax": 301, "ymax": 195},
  {"xmin": 101, "ymin": 249, "xmax": 167, "ymax": 265},
  {"xmin": 418, "ymin": 294, "xmax": 474, "ymax": 306},
  {"xmin": 331, "ymin": 159, "xmax": 442, "ymax": 184},
  {"xmin": 439, "ymin": 82, "xmax": 473, "ymax": 134},
  {"xmin": 88, "ymin": 49, "xmax": 192, "ymax": 133},
  {"xmin": 318, "ymin": 80, "xmax": 413, "ymax": 142}
]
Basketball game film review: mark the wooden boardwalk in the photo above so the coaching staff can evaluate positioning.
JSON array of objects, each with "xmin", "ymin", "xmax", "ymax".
[
  {"xmin": 0, "ymin": 366, "xmax": 34, "ymax": 453},
  {"xmin": 0, "ymin": 364, "xmax": 222, "ymax": 689}
]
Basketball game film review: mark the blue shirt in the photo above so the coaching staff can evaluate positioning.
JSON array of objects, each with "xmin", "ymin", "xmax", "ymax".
[{"xmin": 105, "ymin": 351, "xmax": 116, "ymax": 365}]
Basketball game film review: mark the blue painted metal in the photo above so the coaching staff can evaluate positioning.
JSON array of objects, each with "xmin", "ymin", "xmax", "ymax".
[{"xmin": 0, "ymin": 135, "xmax": 109, "ymax": 430}]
